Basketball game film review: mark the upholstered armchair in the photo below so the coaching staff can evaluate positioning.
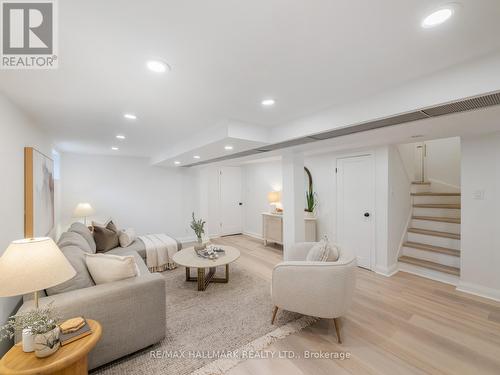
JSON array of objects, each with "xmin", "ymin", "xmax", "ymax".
[{"xmin": 271, "ymin": 242, "xmax": 357, "ymax": 343}]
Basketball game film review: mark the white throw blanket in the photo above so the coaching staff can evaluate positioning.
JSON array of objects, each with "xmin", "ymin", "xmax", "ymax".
[{"xmin": 138, "ymin": 234, "xmax": 178, "ymax": 272}]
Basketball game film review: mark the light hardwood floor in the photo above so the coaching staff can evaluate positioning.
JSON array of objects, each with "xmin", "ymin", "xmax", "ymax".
[{"xmin": 211, "ymin": 235, "xmax": 500, "ymax": 375}]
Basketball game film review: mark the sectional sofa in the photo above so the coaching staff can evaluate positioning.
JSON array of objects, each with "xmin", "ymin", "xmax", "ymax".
[{"xmin": 15, "ymin": 223, "xmax": 171, "ymax": 370}]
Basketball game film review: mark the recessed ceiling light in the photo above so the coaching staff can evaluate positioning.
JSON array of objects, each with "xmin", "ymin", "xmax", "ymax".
[
  {"xmin": 174, "ymin": 161, "xmax": 181, "ymax": 165},
  {"xmin": 261, "ymin": 98, "xmax": 275, "ymax": 107},
  {"xmin": 124, "ymin": 113, "xmax": 137, "ymax": 120},
  {"xmin": 116, "ymin": 135, "xmax": 126, "ymax": 140},
  {"xmin": 193, "ymin": 155, "xmax": 201, "ymax": 159},
  {"xmin": 422, "ymin": 7, "xmax": 454, "ymax": 28},
  {"xmin": 146, "ymin": 60, "xmax": 170, "ymax": 73},
  {"xmin": 224, "ymin": 145, "xmax": 233, "ymax": 150},
  {"xmin": 111, "ymin": 147, "xmax": 119, "ymax": 151}
]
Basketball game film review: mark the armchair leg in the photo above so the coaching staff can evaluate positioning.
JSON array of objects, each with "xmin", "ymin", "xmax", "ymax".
[
  {"xmin": 271, "ymin": 306, "xmax": 279, "ymax": 325},
  {"xmin": 333, "ymin": 317, "xmax": 342, "ymax": 344}
]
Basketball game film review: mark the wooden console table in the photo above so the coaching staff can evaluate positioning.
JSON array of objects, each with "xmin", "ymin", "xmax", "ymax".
[{"xmin": 262, "ymin": 213, "xmax": 317, "ymax": 246}]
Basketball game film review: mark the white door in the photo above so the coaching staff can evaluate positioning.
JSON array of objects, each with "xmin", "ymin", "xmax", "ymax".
[
  {"xmin": 219, "ymin": 167, "xmax": 243, "ymax": 235},
  {"xmin": 336, "ymin": 155, "xmax": 374, "ymax": 269}
]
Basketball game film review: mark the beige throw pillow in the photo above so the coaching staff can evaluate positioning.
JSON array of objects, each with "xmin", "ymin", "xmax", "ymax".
[
  {"xmin": 85, "ymin": 253, "xmax": 139, "ymax": 285},
  {"xmin": 119, "ymin": 228, "xmax": 136, "ymax": 247},
  {"xmin": 306, "ymin": 236, "xmax": 340, "ymax": 262}
]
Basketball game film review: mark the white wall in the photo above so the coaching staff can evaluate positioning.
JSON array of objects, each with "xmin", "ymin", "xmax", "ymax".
[
  {"xmin": 397, "ymin": 137, "xmax": 461, "ymax": 189},
  {"xmin": 425, "ymin": 137, "xmax": 461, "ymax": 188},
  {"xmin": 388, "ymin": 145, "xmax": 412, "ymax": 269},
  {"xmin": 458, "ymin": 133, "xmax": 500, "ymax": 301},
  {"xmin": 60, "ymin": 153, "xmax": 198, "ymax": 241},
  {"xmin": 241, "ymin": 160, "xmax": 282, "ymax": 237},
  {"xmin": 0, "ymin": 94, "xmax": 52, "ymax": 356}
]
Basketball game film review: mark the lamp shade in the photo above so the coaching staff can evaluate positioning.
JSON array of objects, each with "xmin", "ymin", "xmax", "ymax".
[
  {"xmin": 73, "ymin": 203, "xmax": 95, "ymax": 217},
  {"xmin": 267, "ymin": 191, "xmax": 281, "ymax": 204},
  {"xmin": 0, "ymin": 238, "xmax": 76, "ymax": 297}
]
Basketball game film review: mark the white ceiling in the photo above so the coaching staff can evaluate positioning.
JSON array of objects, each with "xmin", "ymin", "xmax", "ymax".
[{"xmin": 1, "ymin": 0, "xmax": 500, "ymax": 158}]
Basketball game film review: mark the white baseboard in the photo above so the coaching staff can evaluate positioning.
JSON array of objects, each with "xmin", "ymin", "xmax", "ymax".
[
  {"xmin": 456, "ymin": 281, "xmax": 500, "ymax": 302},
  {"xmin": 373, "ymin": 263, "xmax": 399, "ymax": 277},
  {"xmin": 177, "ymin": 235, "xmax": 197, "ymax": 244},
  {"xmin": 243, "ymin": 231, "xmax": 262, "ymax": 240}
]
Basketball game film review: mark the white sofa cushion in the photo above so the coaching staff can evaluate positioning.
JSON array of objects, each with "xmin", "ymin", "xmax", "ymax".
[
  {"xmin": 69, "ymin": 222, "xmax": 96, "ymax": 253},
  {"xmin": 85, "ymin": 253, "xmax": 139, "ymax": 285}
]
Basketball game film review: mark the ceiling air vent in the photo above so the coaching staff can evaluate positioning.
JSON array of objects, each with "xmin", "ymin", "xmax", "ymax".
[
  {"xmin": 256, "ymin": 137, "xmax": 317, "ymax": 151},
  {"xmin": 421, "ymin": 92, "xmax": 500, "ymax": 117},
  {"xmin": 310, "ymin": 111, "xmax": 429, "ymax": 140}
]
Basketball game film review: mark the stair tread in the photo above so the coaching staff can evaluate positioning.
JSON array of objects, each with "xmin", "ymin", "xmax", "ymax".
[
  {"xmin": 411, "ymin": 192, "xmax": 461, "ymax": 196},
  {"xmin": 413, "ymin": 203, "xmax": 461, "ymax": 209},
  {"xmin": 412, "ymin": 181, "xmax": 431, "ymax": 185},
  {"xmin": 399, "ymin": 256, "xmax": 460, "ymax": 276},
  {"xmin": 408, "ymin": 227, "xmax": 460, "ymax": 239},
  {"xmin": 403, "ymin": 241, "xmax": 460, "ymax": 257},
  {"xmin": 412, "ymin": 216, "xmax": 461, "ymax": 224}
]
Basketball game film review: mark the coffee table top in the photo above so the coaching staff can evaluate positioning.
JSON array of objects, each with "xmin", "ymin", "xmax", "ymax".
[{"xmin": 173, "ymin": 245, "xmax": 240, "ymax": 268}]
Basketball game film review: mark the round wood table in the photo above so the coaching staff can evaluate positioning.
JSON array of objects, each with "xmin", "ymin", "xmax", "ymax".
[
  {"xmin": 0, "ymin": 319, "xmax": 102, "ymax": 375},
  {"xmin": 173, "ymin": 245, "xmax": 240, "ymax": 291}
]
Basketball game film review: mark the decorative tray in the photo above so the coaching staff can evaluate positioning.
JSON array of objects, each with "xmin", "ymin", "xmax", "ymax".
[{"xmin": 195, "ymin": 245, "xmax": 225, "ymax": 260}]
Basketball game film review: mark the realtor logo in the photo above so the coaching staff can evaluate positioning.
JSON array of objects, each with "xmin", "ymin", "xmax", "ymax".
[{"xmin": 1, "ymin": 0, "xmax": 58, "ymax": 69}]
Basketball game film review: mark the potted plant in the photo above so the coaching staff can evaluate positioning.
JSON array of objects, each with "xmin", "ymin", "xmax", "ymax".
[
  {"xmin": 305, "ymin": 189, "xmax": 317, "ymax": 217},
  {"xmin": 0, "ymin": 303, "xmax": 60, "ymax": 358},
  {"xmin": 190, "ymin": 212, "xmax": 206, "ymax": 251}
]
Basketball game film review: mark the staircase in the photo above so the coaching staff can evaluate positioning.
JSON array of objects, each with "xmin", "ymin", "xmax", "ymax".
[{"xmin": 398, "ymin": 182, "xmax": 461, "ymax": 285}]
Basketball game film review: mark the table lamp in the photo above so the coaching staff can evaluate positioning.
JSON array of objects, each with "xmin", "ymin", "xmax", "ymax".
[
  {"xmin": 0, "ymin": 238, "xmax": 76, "ymax": 308},
  {"xmin": 73, "ymin": 203, "xmax": 95, "ymax": 225},
  {"xmin": 267, "ymin": 191, "xmax": 282, "ymax": 214}
]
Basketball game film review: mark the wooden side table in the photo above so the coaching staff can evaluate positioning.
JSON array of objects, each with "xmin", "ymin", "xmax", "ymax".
[{"xmin": 0, "ymin": 319, "xmax": 102, "ymax": 375}]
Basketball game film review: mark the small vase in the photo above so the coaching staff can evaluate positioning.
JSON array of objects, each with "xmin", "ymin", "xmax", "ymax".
[
  {"xmin": 194, "ymin": 238, "xmax": 206, "ymax": 251},
  {"xmin": 22, "ymin": 328, "xmax": 35, "ymax": 353},
  {"xmin": 34, "ymin": 327, "xmax": 60, "ymax": 358}
]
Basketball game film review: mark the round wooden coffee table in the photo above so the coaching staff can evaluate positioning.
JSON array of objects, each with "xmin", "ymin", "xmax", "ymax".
[
  {"xmin": 173, "ymin": 245, "xmax": 240, "ymax": 291},
  {"xmin": 0, "ymin": 319, "xmax": 101, "ymax": 375}
]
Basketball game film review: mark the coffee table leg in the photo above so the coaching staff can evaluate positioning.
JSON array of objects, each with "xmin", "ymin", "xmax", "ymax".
[
  {"xmin": 197, "ymin": 268, "xmax": 205, "ymax": 291},
  {"xmin": 211, "ymin": 264, "xmax": 229, "ymax": 283},
  {"xmin": 186, "ymin": 265, "xmax": 230, "ymax": 291}
]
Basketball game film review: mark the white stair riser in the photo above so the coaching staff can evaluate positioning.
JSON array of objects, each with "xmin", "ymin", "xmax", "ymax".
[
  {"xmin": 411, "ymin": 219, "xmax": 460, "ymax": 234},
  {"xmin": 401, "ymin": 247, "xmax": 460, "ymax": 268},
  {"xmin": 412, "ymin": 196, "xmax": 460, "ymax": 204},
  {"xmin": 407, "ymin": 232, "xmax": 460, "ymax": 250},
  {"xmin": 411, "ymin": 185, "xmax": 432, "ymax": 193},
  {"xmin": 398, "ymin": 262, "xmax": 459, "ymax": 286},
  {"xmin": 413, "ymin": 207, "xmax": 461, "ymax": 218}
]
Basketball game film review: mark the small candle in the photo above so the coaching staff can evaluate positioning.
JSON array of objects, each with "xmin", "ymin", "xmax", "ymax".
[{"xmin": 22, "ymin": 328, "xmax": 35, "ymax": 353}]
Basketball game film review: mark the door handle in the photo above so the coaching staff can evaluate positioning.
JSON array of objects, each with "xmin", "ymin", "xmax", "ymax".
[
  {"xmin": 364, "ymin": 212, "xmax": 370, "ymax": 217},
  {"xmin": 239, "ymin": 202, "xmax": 243, "ymax": 206}
]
